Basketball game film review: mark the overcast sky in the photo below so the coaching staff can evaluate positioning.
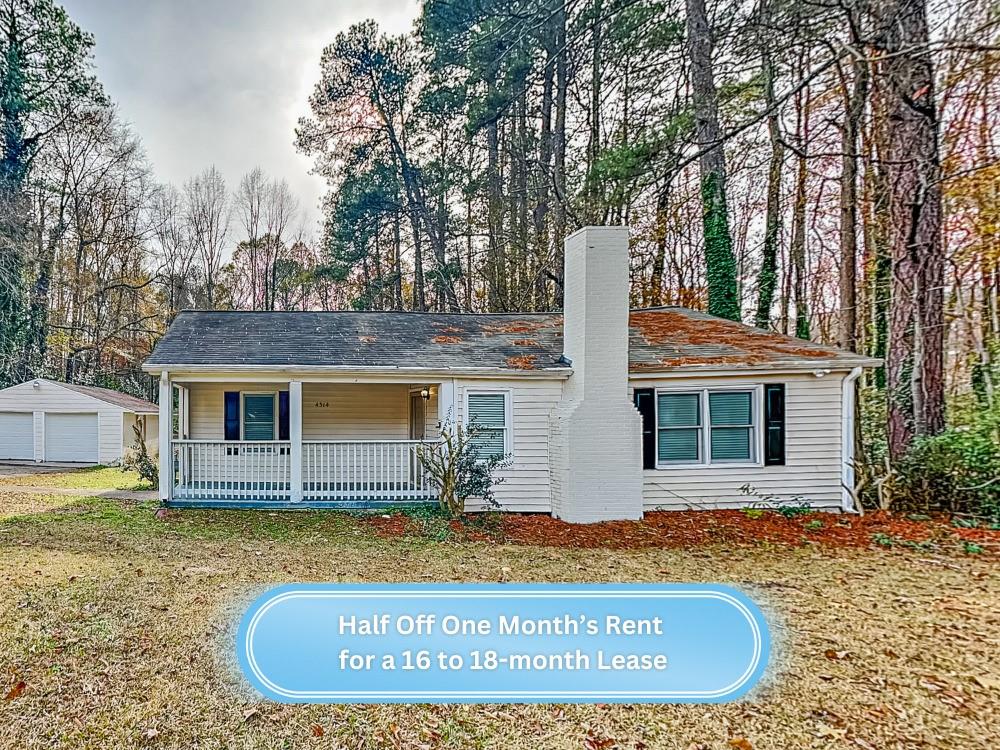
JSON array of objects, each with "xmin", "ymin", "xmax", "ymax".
[{"xmin": 63, "ymin": 0, "xmax": 420, "ymax": 230}]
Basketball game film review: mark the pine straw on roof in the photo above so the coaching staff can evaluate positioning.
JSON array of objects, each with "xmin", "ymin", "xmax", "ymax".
[
  {"xmin": 481, "ymin": 320, "xmax": 551, "ymax": 335},
  {"xmin": 629, "ymin": 310, "xmax": 836, "ymax": 365},
  {"xmin": 505, "ymin": 355, "xmax": 538, "ymax": 370}
]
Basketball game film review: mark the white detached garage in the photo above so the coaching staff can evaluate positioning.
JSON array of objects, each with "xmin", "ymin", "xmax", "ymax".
[{"xmin": 0, "ymin": 379, "xmax": 158, "ymax": 464}]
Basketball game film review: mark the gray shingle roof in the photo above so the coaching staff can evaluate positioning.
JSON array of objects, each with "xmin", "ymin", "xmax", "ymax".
[
  {"xmin": 144, "ymin": 308, "xmax": 877, "ymax": 373},
  {"xmin": 145, "ymin": 311, "xmax": 568, "ymax": 371}
]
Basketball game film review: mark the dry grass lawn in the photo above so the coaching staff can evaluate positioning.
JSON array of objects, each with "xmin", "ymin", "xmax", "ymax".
[
  {"xmin": 0, "ymin": 493, "xmax": 996, "ymax": 750},
  {"xmin": 0, "ymin": 466, "xmax": 150, "ymax": 492}
]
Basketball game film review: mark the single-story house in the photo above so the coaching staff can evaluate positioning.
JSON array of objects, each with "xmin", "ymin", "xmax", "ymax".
[
  {"xmin": 143, "ymin": 226, "xmax": 879, "ymax": 522},
  {"xmin": 0, "ymin": 378, "xmax": 158, "ymax": 464}
]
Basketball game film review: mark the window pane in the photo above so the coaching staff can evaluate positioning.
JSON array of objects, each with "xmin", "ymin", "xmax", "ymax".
[
  {"xmin": 710, "ymin": 391, "xmax": 752, "ymax": 425},
  {"xmin": 243, "ymin": 395, "xmax": 275, "ymax": 441},
  {"xmin": 658, "ymin": 428, "xmax": 700, "ymax": 462},
  {"xmin": 658, "ymin": 393, "xmax": 700, "ymax": 428},
  {"xmin": 468, "ymin": 393, "xmax": 506, "ymax": 427},
  {"xmin": 470, "ymin": 428, "xmax": 505, "ymax": 459},
  {"xmin": 711, "ymin": 427, "xmax": 751, "ymax": 461}
]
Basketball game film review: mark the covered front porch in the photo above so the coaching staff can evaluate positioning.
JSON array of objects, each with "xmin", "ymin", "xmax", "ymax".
[{"xmin": 157, "ymin": 376, "xmax": 450, "ymax": 508}]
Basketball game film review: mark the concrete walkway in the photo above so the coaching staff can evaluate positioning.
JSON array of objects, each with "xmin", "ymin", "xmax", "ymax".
[{"xmin": 0, "ymin": 484, "xmax": 157, "ymax": 501}]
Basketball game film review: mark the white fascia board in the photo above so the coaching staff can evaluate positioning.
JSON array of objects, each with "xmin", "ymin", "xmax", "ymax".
[
  {"xmin": 149, "ymin": 365, "xmax": 572, "ymax": 382},
  {"xmin": 628, "ymin": 359, "xmax": 881, "ymax": 379}
]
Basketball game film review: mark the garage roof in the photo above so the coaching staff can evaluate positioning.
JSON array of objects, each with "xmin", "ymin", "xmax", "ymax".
[{"xmin": 49, "ymin": 380, "xmax": 158, "ymax": 413}]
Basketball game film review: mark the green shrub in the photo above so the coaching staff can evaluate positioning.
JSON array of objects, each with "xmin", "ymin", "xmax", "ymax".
[
  {"xmin": 417, "ymin": 418, "xmax": 510, "ymax": 518},
  {"xmin": 121, "ymin": 424, "xmax": 158, "ymax": 487},
  {"xmin": 893, "ymin": 400, "xmax": 1000, "ymax": 522}
]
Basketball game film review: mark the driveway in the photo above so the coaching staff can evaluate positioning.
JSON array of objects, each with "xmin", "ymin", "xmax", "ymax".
[{"xmin": 0, "ymin": 461, "xmax": 92, "ymax": 478}]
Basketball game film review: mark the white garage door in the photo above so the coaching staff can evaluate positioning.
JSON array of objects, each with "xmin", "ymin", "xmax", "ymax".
[
  {"xmin": 45, "ymin": 413, "xmax": 99, "ymax": 463},
  {"xmin": 0, "ymin": 412, "xmax": 34, "ymax": 460}
]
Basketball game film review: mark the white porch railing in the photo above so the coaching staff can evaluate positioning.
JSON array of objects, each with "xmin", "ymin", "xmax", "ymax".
[
  {"xmin": 171, "ymin": 439, "xmax": 438, "ymax": 503},
  {"xmin": 173, "ymin": 440, "xmax": 291, "ymax": 501},
  {"xmin": 303, "ymin": 440, "xmax": 436, "ymax": 501}
]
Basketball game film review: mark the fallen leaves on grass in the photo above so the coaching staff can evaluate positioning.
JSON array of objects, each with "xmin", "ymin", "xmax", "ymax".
[
  {"xmin": 584, "ymin": 730, "xmax": 616, "ymax": 750},
  {"xmin": 4, "ymin": 680, "xmax": 25, "ymax": 701}
]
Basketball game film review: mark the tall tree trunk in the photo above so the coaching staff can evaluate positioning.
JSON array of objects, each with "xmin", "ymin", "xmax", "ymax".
[
  {"xmin": 838, "ymin": 10, "xmax": 868, "ymax": 352},
  {"xmin": 790, "ymin": 52, "xmax": 811, "ymax": 340},
  {"xmin": 873, "ymin": 0, "xmax": 945, "ymax": 460},
  {"xmin": 685, "ymin": 0, "xmax": 740, "ymax": 320},
  {"xmin": 534, "ymin": 35, "xmax": 554, "ymax": 310},
  {"xmin": 552, "ymin": 1, "xmax": 568, "ymax": 306},
  {"xmin": 486, "ymin": 99, "xmax": 504, "ymax": 310},
  {"xmin": 754, "ymin": 1, "xmax": 782, "ymax": 330},
  {"xmin": 650, "ymin": 183, "xmax": 669, "ymax": 306},
  {"xmin": 393, "ymin": 207, "xmax": 403, "ymax": 310},
  {"xmin": 865, "ymin": 112, "xmax": 891, "ymax": 389},
  {"xmin": 584, "ymin": 0, "xmax": 603, "ymax": 222}
]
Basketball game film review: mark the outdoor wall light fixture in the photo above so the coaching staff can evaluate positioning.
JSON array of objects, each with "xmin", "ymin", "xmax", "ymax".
[{"xmin": 420, "ymin": 387, "xmax": 431, "ymax": 400}]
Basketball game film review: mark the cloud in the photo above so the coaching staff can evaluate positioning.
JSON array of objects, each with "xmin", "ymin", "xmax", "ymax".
[{"xmin": 64, "ymin": 0, "xmax": 420, "ymax": 230}]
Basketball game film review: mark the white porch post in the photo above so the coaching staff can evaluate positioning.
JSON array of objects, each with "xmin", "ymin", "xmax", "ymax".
[
  {"xmin": 437, "ymin": 379, "xmax": 457, "ymax": 429},
  {"xmin": 158, "ymin": 371, "xmax": 171, "ymax": 502},
  {"xmin": 289, "ymin": 380, "xmax": 303, "ymax": 502}
]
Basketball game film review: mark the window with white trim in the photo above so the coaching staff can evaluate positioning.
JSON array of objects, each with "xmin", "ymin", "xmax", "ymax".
[
  {"xmin": 242, "ymin": 393, "xmax": 276, "ymax": 441},
  {"xmin": 656, "ymin": 388, "xmax": 758, "ymax": 465},
  {"xmin": 465, "ymin": 391, "xmax": 509, "ymax": 459}
]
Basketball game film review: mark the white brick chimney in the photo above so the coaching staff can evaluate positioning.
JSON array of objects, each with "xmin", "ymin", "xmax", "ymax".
[{"xmin": 549, "ymin": 226, "xmax": 643, "ymax": 522}]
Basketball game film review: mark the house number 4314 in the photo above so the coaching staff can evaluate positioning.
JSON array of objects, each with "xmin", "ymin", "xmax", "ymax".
[{"xmin": 314, "ymin": 401, "xmax": 330, "ymax": 408}]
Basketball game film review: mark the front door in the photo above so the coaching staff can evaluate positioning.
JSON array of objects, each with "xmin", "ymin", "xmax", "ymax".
[
  {"xmin": 408, "ymin": 392, "xmax": 426, "ymax": 488},
  {"xmin": 409, "ymin": 392, "xmax": 425, "ymax": 440}
]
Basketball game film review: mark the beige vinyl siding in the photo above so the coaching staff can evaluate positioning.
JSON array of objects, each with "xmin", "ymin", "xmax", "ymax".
[
  {"xmin": 633, "ymin": 371, "xmax": 846, "ymax": 510},
  {"xmin": 186, "ymin": 382, "xmax": 285, "ymax": 439},
  {"xmin": 186, "ymin": 382, "xmax": 419, "ymax": 440},
  {"xmin": 454, "ymin": 378, "xmax": 563, "ymax": 513},
  {"xmin": 303, "ymin": 383, "xmax": 409, "ymax": 440},
  {"xmin": 123, "ymin": 413, "xmax": 159, "ymax": 456}
]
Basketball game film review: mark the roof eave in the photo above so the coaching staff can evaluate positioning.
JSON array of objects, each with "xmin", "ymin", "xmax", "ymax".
[
  {"xmin": 141, "ymin": 363, "xmax": 573, "ymax": 379},
  {"xmin": 628, "ymin": 357, "xmax": 882, "ymax": 377}
]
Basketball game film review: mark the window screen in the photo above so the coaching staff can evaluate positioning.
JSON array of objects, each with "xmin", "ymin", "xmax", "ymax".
[
  {"xmin": 467, "ymin": 393, "xmax": 507, "ymax": 459},
  {"xmin": 657, "ymin": 392, "xmax": 701, "ymax": 462},
  {"xmin": 709, "ymin": 391, "xmax": 753, "ymax": 461},
  {"xmin": 243, "ymin": 394, "xmax": 275, "ymax": 441}
]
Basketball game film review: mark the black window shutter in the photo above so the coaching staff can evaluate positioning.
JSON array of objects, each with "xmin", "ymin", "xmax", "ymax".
[
  {"xmin": 278, "ymin": 391, "xmax": 290, "ymax": 440},
  {"xmin": 224, "ymin": 391, "xmax": 240, "ymax": 440},
  {"xmin": 764, "ymin": 384, "xmax": 786, "ymax": 465},
  {"xmin": 633, "ymin": 388, "xmax": 656, "ymax": 470}
]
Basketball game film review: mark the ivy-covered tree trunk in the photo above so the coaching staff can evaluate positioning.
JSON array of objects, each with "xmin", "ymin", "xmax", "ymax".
[
  {"xmin": 0, "ymin": 34, "xmax": 29, "ymax": 385},
  {"xmin": 754, "ymin": 1, "xmax": 781, "ymax": 330},
  {"xmin": 685, "ymin": 0, "xmax": 739, "ymax": 321},
  {"xmin": 790, "ymin": 51, "xmax": 811, "ymax": 340},
  {"xmin": 873, "ymin": 0, "xmax": 946, "ymax": 461}
]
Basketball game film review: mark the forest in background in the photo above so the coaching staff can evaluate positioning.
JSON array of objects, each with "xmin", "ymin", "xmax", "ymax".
[{"xmin": 0, "ymin": 0, "xmax": 998, "ymax": 512}]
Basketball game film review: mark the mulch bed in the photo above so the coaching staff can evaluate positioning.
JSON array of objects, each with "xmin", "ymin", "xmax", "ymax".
[{"xmin": 369, "ymin": 509, "xmax": 999, "ymax": 553}]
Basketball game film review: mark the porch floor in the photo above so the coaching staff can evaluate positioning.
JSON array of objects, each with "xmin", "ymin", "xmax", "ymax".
[
  {"xmin": 165, "ymin": 497, "xmax": 436, "ymax": 510},
  {"xmin": 171, "ymin": 480, "xmax": 438, "ymax": 508}
]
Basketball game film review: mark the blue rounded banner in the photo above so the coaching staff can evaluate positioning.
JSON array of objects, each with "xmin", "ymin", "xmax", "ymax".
[{"xmin": 236, "ymin": 583, "xmax": 770, "ymax": 703}]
